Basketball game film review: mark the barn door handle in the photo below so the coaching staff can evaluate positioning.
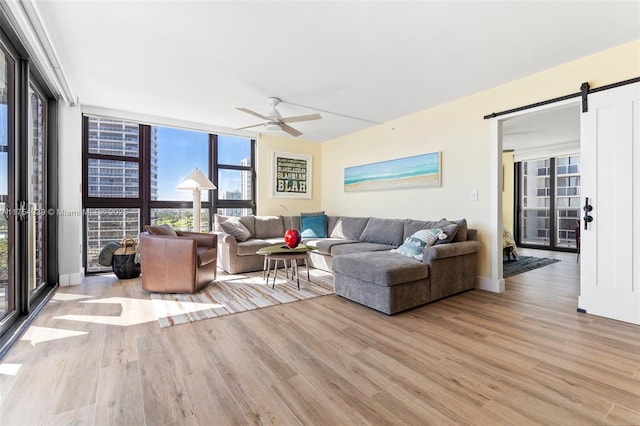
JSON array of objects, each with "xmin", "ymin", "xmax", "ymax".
[{"xmin": 583, "ymin": 197, "xmax": 593, "ymax": 230}]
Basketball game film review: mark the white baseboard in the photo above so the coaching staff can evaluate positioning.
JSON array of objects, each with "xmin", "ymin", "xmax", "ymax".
[
  {"xmin": 59, "ymin": 272, "xmax": 84, "ymax": 287},
  {"xmin": 476, "ymin": 276, "xmax": 505, "ymax": 293}
]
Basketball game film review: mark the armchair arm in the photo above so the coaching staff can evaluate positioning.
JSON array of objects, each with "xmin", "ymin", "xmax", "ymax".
[{"xmin": 176, "ymin": 231, "xmax": 217, "ymax": 248}]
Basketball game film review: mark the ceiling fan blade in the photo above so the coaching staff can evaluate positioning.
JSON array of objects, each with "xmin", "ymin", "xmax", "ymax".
[
  {"xmin": 281, "ymin": 123, "xmax": 302, "ymax": 137},
  {"xmin": 235, "ymin": 107, "xmax": 270, "ymax": 121},
  {"xmin": 235, "ymin": 123, "xmax": 263, "ymax": 130},
  {"xmin": 280, "ymin": 113, "xmax": 322, "ymax": 124}
]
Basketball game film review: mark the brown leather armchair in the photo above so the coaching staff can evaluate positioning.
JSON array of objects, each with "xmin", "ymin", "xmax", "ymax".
[{"xmin": 139, "ymin": 231, "xmax": 217, "ymax": 293}]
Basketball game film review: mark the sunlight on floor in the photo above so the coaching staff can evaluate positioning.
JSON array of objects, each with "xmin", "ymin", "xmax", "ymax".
[
  {"xmin": 20, "ymin": 325, "xmax": 88, "ymax": 346},
  {"xmin": 0, "ymin": 363, "xmax": 22, "ymax": 376},
  {"xmin": 51, "ymin": 292, "xmax": 96, "ymax": 302},
  {"xmin": 54, "ymin": 297, "xmax": 158, "ymax": 326}
]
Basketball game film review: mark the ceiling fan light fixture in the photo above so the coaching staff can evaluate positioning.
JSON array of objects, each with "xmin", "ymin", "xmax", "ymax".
[{"xmin": 264, "ymin": 121, "xmax": 282, "ymax": 131}]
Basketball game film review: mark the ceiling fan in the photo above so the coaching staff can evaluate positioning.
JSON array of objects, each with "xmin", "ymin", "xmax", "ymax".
[{"xmin": 235, "ymin": 97, "xmax": 322, "ymax": 137}]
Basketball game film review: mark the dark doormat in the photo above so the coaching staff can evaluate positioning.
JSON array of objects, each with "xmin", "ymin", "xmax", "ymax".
[{"xmin": 503, "ymin": 256, "xmax": 561, "ymax": 278}]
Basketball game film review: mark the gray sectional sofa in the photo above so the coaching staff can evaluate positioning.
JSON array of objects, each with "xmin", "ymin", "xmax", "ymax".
[{"xmin": 214, "ymin": 214, "xmax": 481, "ymax": 314}]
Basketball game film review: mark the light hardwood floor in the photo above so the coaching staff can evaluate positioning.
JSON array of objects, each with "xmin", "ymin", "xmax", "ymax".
[{"xmin": 1, "ymin": 249, "xmax": 639, "ymax": 425}]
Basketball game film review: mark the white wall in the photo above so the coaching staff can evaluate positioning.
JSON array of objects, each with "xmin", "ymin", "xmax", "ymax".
[{"xmin": 57, "ymin": 102, "xmax": 83, "ymax": 286}]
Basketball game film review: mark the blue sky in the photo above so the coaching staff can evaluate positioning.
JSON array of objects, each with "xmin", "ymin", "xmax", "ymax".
[{"xmin": 155, "ymin": 126, "xmax": 250, "ymax": 200}]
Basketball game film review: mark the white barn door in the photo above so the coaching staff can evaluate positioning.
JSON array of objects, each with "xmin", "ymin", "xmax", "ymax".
[{"xmin": 578, "ymin": 82, "xmax": 640, "ymax": 324}]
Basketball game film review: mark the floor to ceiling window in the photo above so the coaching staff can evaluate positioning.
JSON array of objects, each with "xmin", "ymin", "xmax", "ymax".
[
  {"xmin": 150, "ymin": 125, "xmax": 210, "ymax": 232},
  {"xmin": 82, "ymin": 115, "xmax": 256, "ymax": 273},
  {"xmin": 84, "ymin": 116, "xmax": 142, "ymax": 272},
  {"xmin": 28, "ymin": 84, "xmax": 47, "ymax": 295},
  {"xmin": 216, "ymin": 134, "xmax": 255, "ymax": 217},
  {"xmin": 0, "ymin": 44, "xmax": 14, "ymax": 323},
  {"xmin": 0, "ymin": 25, "xmax": 58, "ymax": 351},
  {"xmin": 516, "ymin": 154, "xmax": 581, "ymax": 251}
]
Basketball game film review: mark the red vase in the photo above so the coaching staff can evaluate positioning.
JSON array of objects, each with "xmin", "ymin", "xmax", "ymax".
[{"xmin": 284, "ymin": 229, "xmax": 301, "ymax": 248}]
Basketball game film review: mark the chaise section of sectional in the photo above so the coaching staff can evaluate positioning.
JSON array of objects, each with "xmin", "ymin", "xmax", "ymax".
[
  {"xmin": 332, "ymin": 227, "xmax": 481, "ymax": 315},
  {"xmin": 333, "ymin": 251, "xmax": 430, "ymax": 315}
]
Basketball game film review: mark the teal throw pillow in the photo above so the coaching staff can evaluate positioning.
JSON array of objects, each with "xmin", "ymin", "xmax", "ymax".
[
  {"xmin": 391, "ymin": 228, "xmax": 445, "ymax": 260},
  {"xmin": 301, "ymin": 214, "xmax": 328, "ymax": 238}
]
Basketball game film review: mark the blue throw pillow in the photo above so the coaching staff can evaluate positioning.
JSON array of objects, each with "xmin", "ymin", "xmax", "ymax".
[{"xmin": 301, "ymin": 214, "xmax": 328, "ymax": 238}]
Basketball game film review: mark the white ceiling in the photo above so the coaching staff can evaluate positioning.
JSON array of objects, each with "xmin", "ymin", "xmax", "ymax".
[
  {"xmin": 502, "ymin": 103, "xmax": 581, "ymax": 152},
  {"xmin": 35, "ymin": 1, "xmax": 640, "ymax": 142}
]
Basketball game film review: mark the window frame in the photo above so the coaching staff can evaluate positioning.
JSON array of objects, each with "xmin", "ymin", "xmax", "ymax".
[
  {"xmin": 82, "ymin": 115, "xmax": 257, "ymax": 273},
  {"xmin": 213, "ymin": 134, "xmax": 257, "ymax": 216}
]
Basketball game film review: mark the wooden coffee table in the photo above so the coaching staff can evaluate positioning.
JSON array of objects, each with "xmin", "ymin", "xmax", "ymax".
[{"xmin": 256, "ymin": 245, "xmax": 316, "ymax": 289}]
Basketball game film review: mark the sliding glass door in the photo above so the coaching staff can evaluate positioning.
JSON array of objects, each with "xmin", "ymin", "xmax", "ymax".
[
  {"xmin": 28, "ymin": 84, "xmax": 47, "ymax": 296},
  {"xmin": 0, "ymin": 46, "xmax": 15, "ymax": 323},
  {"xmin": 0, "ymin": 31, "xmax": 57, "ymax": 349}
]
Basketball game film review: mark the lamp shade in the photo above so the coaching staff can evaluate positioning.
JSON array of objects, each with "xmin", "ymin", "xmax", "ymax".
[{"xmin": 177, "ymin": 168, "xmax": 216, "ymax": 190}]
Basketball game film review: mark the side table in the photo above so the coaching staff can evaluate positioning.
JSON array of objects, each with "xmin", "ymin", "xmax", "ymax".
[{"xmin": 256, "ymin": 245, "xmax": 316, "ymax": 289}]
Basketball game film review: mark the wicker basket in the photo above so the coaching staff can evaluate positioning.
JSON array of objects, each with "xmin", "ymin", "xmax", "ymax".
[{"xmin": 112, "ymin": 237, "xmax": 140, "ymax": 279}]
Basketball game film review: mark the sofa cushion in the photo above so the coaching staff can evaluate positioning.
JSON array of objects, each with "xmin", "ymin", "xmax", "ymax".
[
  {"xmin": 333, "ymin": 251, "xmax": 429, "ymax": 287},
  {"xmin": 254, "ymin": 216, "xmax": 284, "ymax": 239},
  {"xmin": 219, "ymin": 218, "xmax": 252, "ymax": 242},
  {"xmin": 331, "ymin": 242, "xmax": 395, "ymax": 256},
  {"xmin": 360, "ymin": 218, "xmax": 405, "ymax": 246},
  {"xmin": 403, "ymin": 218, "xmax": 447, "ymax": 240},
  {"xmin": 145, "ymin": 223, "xmax": 177, "ymax": 236},
  {"xmin": 391, "ymin": 228, "xmax": 444, "ymax": 260},
  {"xmin": 330, "ymin": 217, "xmax": 370, "ymax": 240},
  {"xmin": 448, "ymin": 218, "xmax": 468, "ymax": 242},
  {"xmin": 434, "ymin": 223, "xmax": 459, "ymax": 245},
  {"xmin": 282, "ymin": 215, "xmax": 301, "ymax": 231},
  {"xmin": 301, "ymin": 214, "xmax": 328, "ymax": 238},
  {"xmin": 236, "ymin": 239, "xmax": 282, "ymax": 256},
  {"xmin": 303, "ymin": 238, "xmax": 358, "ymax": 255}
]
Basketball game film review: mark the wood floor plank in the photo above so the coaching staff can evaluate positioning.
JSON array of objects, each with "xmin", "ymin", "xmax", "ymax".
[
  {"xmin": 137, "ymin": 333, "xmax": 194, "ymax": 425},
  {"xmin": 209, "ymin": 318, "xmax": 302, "ymax": 425},
  {"xmin": 182, "ymin": 366, "xmax": 249, "ymax": 426},
  {"xmin": 355, "ymin": 347, "xmax": 506, "ymax": 425},
  {"xmin": 94, "ymin": 360, "xmax": 145, "ymax": 426},
  {"xmin": 0, "ymin": 353, "xmax": 65, "ymax": 425}
]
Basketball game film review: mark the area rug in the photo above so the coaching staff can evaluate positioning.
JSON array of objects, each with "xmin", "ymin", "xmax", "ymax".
[
  {"xmin": 503, "ymin": 255, "xmax": 561, "ymax": 278},
  {"xmin": 150, "ymin": 268, "xmax": 334, "ymax": 327}
]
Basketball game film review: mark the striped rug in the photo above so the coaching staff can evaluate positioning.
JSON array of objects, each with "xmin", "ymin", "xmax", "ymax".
[{"xmin": 150, "ymin": 268, "xmax": 334, "ymax": 327}]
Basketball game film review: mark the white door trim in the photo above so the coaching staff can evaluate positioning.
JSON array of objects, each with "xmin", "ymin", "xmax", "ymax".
[{"xmin": 489, "ymin": 98, "xmax": 581, "ymax": 291}]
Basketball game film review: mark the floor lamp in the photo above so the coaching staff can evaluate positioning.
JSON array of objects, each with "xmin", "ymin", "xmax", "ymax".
[{"xmin": 177, "ymin": 168, "xmax": 216, "ymax": 232}]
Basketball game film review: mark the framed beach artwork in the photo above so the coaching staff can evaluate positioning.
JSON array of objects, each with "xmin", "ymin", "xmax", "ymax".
[
  {"xmin": 272, "ymin": 151, "xmax": 312, "ymax": 198},
  {"xmin": 344, "ymin": 152, "xmax": 441, "ymax": 192}
]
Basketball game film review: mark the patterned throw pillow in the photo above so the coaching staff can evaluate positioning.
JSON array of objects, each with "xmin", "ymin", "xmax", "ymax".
[{"xmin": 391, "ymin": 228, "xmax": 446, "ymax": 260}]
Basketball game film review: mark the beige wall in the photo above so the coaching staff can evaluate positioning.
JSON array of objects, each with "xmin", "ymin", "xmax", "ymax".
[
  {"xmin": 320, "ymin": 40, "xmax": 640, "ymax": 281},
  {"xmin": 256, "ymin": 134, "xmax": 322, "ymax": 216},
  {"xmin": 502, "ymin": 152, "xmax": 515, "ymax": 233}
]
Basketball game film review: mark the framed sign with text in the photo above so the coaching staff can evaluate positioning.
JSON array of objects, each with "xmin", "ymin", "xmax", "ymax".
[{"xmin": 272, "ymin": 151, "xmax": 312, "ymax": 199}]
